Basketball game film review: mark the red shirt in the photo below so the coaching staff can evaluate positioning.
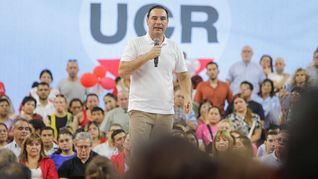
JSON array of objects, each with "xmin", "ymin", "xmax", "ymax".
[
  {"xmin": 111, "ymin": 152, "xmax": 125, "ymax": 176},
  {"xmin": 194, "ymin": 80, "xmax": 233, "ymax": 115}
]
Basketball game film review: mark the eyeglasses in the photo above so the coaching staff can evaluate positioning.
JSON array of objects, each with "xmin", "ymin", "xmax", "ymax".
[{"xmin": 76, "ymin": 145, "xmax": 91, "ymax": 150}]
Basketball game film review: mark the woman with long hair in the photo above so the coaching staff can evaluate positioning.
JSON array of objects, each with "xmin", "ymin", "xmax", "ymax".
[
  {"xmin": 212, "ymin": 130, "xmax": 234, "ymax": 156},
  {"xmin": 85, "ymin": 121, "xmax": 104, "ymax": 149},
  {"xmin": 225, "ymin": 94, "xmax": 262, "ymax": 143},
  {"xmin": 19, "ymin": 133, "xmax": 58, "ymax": 179}
]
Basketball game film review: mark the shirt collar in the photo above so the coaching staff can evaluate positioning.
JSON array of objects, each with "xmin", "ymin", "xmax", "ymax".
[{"xmin": 145, "ymin": 33, "xmax": 168, "ymax": 45}]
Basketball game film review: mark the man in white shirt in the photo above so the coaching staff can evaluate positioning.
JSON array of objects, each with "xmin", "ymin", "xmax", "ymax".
[
  {"xmin": 5, "ymin": 118, "xmax": 31, "ymax": 157},
  {"xmin": 118, "ymin": 5, "xmax": 192, "ymax": 152},
  {"xmin": 34, "ymin": 82, "xmax": 55, "ymax": 118}
]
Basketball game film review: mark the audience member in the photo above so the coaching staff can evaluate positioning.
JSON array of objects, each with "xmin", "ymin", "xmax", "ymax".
[
  {"xmin": 268, "ymin": 57, "xmax": 290, "ymax": 91},
  {"xmin": 34, "ymin": 82, "xmax": 55, "ymax": 119},
  {"xmin": 256, "ymin": 79, "xmax": 281, "ymax": 129},
  {"xmin": 256, "ymin": 130, "xmax": 277, "ymax": 158},
  {"xmin": 73, "ymin": 93, "xmax": 99, "ymax": 130},
  {"xmin": 226, "ymin": 94, "xmax": 262, "ymax": 143},
  {"xmin": 45, "ymin": 94, "xmax": 72, "ymax": 139},
  {"xmin": 86, "ymin": 156, "xmax": 119, "ymax": 179},
  {"xmin": 227, "ymin": 45, "xmax": 265, "ymax": 94},
  {"xmin": 0, "ymin": 162, "xmax": 31, "ymax": 179},
  {"xmin": 19, "ymin": 96, "xmax": 42, "ymax": 120},
  {"xmin": 0, "ymin": 97, "xmax": 14, "ymax": 129},
  {"xmin": 0, "ymin": 123, "xmax": 8, "ymax": 148},
  {"xmin": 6, "ymin": 118, "xmax": 31, "ymax": 157},
  {"xmin": 29, "ymin": 119, "xmax": 46, "ymax": 135},
  {"xmin": 58, "ymin": 59, "xmax": 87, "ymax": 102},
  {"xmin": 305, "ymin": 47, "xmax": 318, "ymax": 87},
  {"xmin": 85, "ymin": 121, "xmax": 104, "ymax": 149},
  {"xmin": 40, "ymin": 126, "xmax": 58, "ymax": 155},
  {"xmin": 111, "ymin": 134, "xmax": 130, "ymax": 176},
  {"xmin": 212, "ymin": 130, "xmax": 234, "ymax": 156},
  {"xmin": 58, "ymin": 132, "xmax": 98, "ymax": 179},
  {"xmin": 91, "ymin": 106, "xmax": 105, "ymax": 126},
  {"xmin": 0, "ymin": 148, "xmax": 17, "ymax": 167},
  {"xmin": 259, "ymin": 54, "xmax": 274, "ymax": 77},
  {"xmin": 100, "ymin": 91, "xmax": 129, "ymax": 133},
  {"xmin": 19, "ymin": 133, "xmax": 58, "ymax": 179},
  {"xmin": 173, "ymin": 87, "xmax": 188, "ymax": 123},
  {"xmin": 194, "ymin": 62, "xmax": 233, "ymax": 115},
  {"xmin": 68, "ymin": 98, "xmax": 84, "ymax": 116},
  {"xmin": 30, "ymin": 69, "xmax": 59, "ymax": 104},
  {"xmin": 103, "ymin": 93, "xmax": 118, "ymax": 116},
  {"xmin": 49, "ymin": 128, "xmax": 76, "ymax": 170}
]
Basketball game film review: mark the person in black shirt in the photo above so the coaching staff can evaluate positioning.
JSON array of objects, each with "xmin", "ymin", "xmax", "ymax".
[
  {"xmin": 58, "ymin": 132, "xmax": 98, "ymax": 179},
  {"xmin": 224, "ymin": 81, "xmax": 265, "ymax": 121}
]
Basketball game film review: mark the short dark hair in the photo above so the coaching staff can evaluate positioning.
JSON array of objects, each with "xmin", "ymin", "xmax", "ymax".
[
  {"xmin": 240, "ymin": 81, "xmax": 254, "ymax": 91},
  {"xmin": 29, "ymin": 119, "xmax": 45, "ymax": 131},
  {"xmin": 0, "ymin": 162, "xmax": 31, "ymax": 179},
  {"xmin": 40, "ymin": 126, "xmax": 54, "ymax": 135},
  {"xmin": 37, "ymin": 82, "xmax": 50, "ymax": 88},
  {"xmin": 39, "ymin": 69, "xmax": 53, "ymax": 81},
  {"xmin": 21, "ymin": 96, "xmax": 37, "ymax": 107},
  {"xmin": 266, "ymin": 131, "xmax": 278, "ymax": 139},
  {"xmin": 91, "ymin": 106, "xmax": 104, "ymax": 114},
  {"xmin": 104, "ymin": 93, "xmax": 117, "ymax": 101},
  {"xmin": 147, "ymin": 5, "xmax": 169, "ymax": 19},
  {"xmin": 86, "ymin": 93, "xmax": 99, "ymax": 101},
  {"xmin": 205, "ymin": 61, "xmax": 218, "ymax": 69},
  {"xmin": 111, "ymin": 129, "xmax": 125, "ymax": 141},
  {"xmin": 58, "ymin": 128, "xmax": 74, "ymax": 140}
]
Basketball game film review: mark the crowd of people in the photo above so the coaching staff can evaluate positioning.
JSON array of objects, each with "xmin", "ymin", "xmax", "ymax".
[{"xmin": 0, "ymin": 4, "xmax": 318, "ymax": 179}]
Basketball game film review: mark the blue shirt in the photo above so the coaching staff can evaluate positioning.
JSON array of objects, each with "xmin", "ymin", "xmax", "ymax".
[
  {"xmin": 50, "ymin": 152, "xmax": 76, "ymax": 170},
  {"xmin": 227, "ymin": 61, "xmax": 265, "ymax": 94}
]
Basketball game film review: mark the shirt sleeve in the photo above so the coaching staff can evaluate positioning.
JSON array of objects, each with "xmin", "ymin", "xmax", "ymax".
[
  {"xmin": 46, "ymin": 159, "xmax": 59, "ymax": 179},
  {"xmin": 121, "ymin": 39, "xmax": 137, "ymax": 62},
  {"xmin": 174, "ymin": 43, "xmax": 187, "ymax": 73}
]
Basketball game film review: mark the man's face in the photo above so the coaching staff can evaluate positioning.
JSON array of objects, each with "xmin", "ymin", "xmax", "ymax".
[
  {"xmin": 241, "ymin": 46, "xmax": 253, "ymax": 63},
  {"xmin": 206, "ymin": 64, "xmax": 219, "ymax": 80},
  {"xmin": 91, "ymin": 111, "xmax": 104, "ymax": 124},
  {"xmin": 67, "ymin": 62, "xmax": 79, "ymax": 78},
  {"xmin": 0, "ymin": 101, "xmax": 9, "ymax": 116},
  {"xmin": 174, "ymin": 90, "xmax": 184, "ymax": 108},
  {"xmin": 240, "ymin": 84, "xmax": 252, "ymax": 99},
  {"xmin": 41, "ymin": 129, "xmax": 54, "ymax": 146},
  {"xmin": 117, "ymin": 92, "xmax": 128, "ymax": 111},
  {"xmin": 22, "ymin": 101, "xmax": 36, "ymax": 115},
  {"xmin": 265, "ymin": 134, "xmax": 276, "ymax": 154},
  {"xmin": 275, "ymin": 132, "xmax": 288, "ymax": 155},
  {"xmin": 13, "ymin": 121, "xmax": 30, "ymax": 142},
  {"xmin": 147, "ymin": 8, "xmax": 168, "ymax": 38},
  {"xmin": 75, "ymin": 139, "xmax": 92, "ymax": 161},
  {"xmin": 275, "ymin": 59, "xmax": 285, "ymax": 73},
  {"xmin": 313, "ymin": 52, "xmax": 318, "ymax": 68},
  {"xmin": 37, "ymin": 85, "xmax": 50, "ymax": 101},
  {"xmin": 107, "ymin": 126, "xmax": 122, "ymax": 140},
  {"xmin": 113, "ymin": 132, "xmax": 126, "ymax": 151}
]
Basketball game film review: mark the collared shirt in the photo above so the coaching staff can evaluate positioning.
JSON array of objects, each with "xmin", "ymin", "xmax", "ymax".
[
  {"xmin": 227, "ymin": 61, "xmax": 265, "ymax": 94},
  {"xmin": 261, "ymin": 151, "xmax": 281, "ymax": 168},
  {"xmin": 5, "ymin": 140, "xmax": 21, "ymax": 157},
  {"xmin": 44, "ymin": 143, "xmax": 59, "ymax": 156},
  {"xmin": 35, "ymin": 102, "xmax": 55, "ymax": 118},
  {"xmin": 58, "ymin": 151, "xmax": 98, "ymax": 179},
  {"xmin": 93, "ymin": 141, "xmax": 118, "ymax": 159},
  {"xmin": 121, "ymin": 33, "xmax": 187, "ymax": 114}
]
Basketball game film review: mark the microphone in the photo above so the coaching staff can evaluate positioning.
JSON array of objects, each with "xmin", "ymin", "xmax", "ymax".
[{"xmin": 153, "ymin": 38, "xmax": 160, "ymax": 67}]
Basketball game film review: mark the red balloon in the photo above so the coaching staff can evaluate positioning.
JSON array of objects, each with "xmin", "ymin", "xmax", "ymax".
[
  {"xmin": 93, "ymin": 66, "xmax": 107, "ymax": 78},
  {"xmin": 99, "ymin": 77, "xmax": 116, "ymax": 90},
  {"xmin": 80, "ymin": 73, "xmax": 98, "ymax": 88}
]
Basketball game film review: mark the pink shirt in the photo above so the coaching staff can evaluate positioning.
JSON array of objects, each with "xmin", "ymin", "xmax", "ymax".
[{"xmin": 196, "ymin": 124, "xmax": 218, "ymax": 145}]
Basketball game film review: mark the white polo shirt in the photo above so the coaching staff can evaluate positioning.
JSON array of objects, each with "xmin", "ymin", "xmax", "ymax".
[
  {"xmin": 5, "ymin": 140, "xmax": 21, "ymax": 157},
  {"xmin": 121, "ymin": 34, "xmax": 187, "ymax": 114}
]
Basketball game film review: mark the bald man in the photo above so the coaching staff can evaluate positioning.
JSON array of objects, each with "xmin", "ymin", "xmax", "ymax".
[{"xmin": 227, "ymin": 45, "xmax": 265, "ymax": 94}]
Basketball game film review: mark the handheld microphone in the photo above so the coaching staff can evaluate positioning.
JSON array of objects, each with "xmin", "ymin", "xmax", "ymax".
[{"xmin": 153, "ymin": 38, "xmax": 160, "ymax": 67}]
